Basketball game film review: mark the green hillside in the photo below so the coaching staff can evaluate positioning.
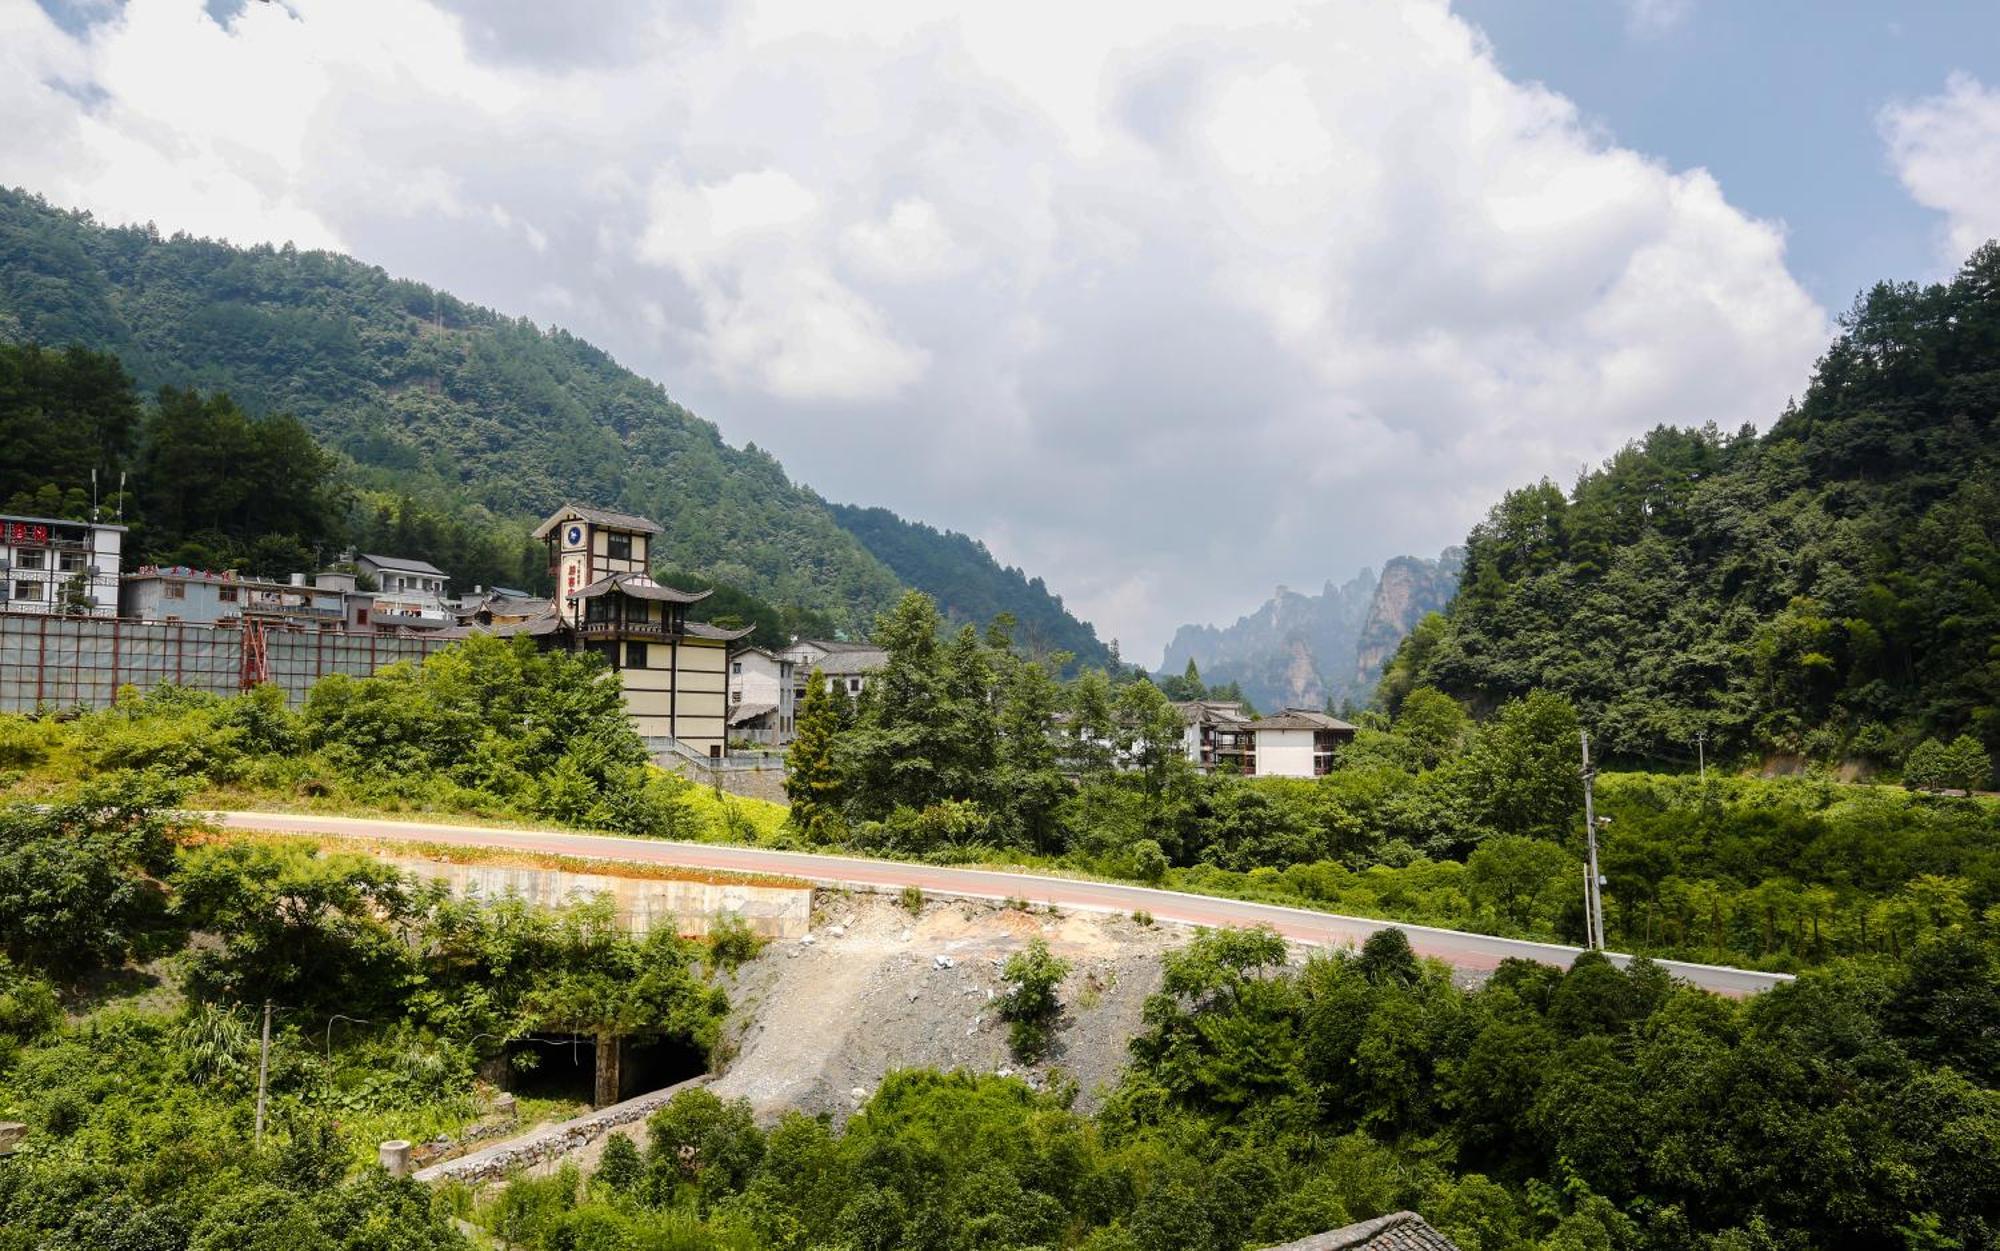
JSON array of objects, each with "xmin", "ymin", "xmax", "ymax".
[
  {"xmin": 1396, "ymin": 244, "xmax": 2000, "ymax": 773},
  {"xmin": 828, "ymin": 503, "xmax": 1113, "ymax": 668},
  {"xmin": 0, "ymin": 188, "xmax": 902, "ymax": 632}
]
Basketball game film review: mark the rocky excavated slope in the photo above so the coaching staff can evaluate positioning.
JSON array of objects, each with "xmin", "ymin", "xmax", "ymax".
[{"xmin": 709, "ymin": 893, "xmax": 1190, "ymax": 1121}]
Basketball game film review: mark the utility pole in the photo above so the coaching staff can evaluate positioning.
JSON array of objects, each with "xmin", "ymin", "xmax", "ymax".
[
  {"xmin": 1695, "ymin": 730, "xmax": 1707, "ymax": 783},
  {"xmin": 1580, "ymin": 731, "xmax": 1605, "ymax": 950},
  {"xmin": 255, "ymin": 1000, "xmax": 272, "ymax": 1148}
]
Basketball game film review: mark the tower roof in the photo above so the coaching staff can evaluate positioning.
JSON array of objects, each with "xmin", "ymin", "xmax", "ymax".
[{"xmin": 532, "ymin": 503, "xmax": 665, "ymax": 539}]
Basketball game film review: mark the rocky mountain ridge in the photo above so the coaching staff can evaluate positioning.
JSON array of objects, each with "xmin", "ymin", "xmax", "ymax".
[{"xmin": 1160, "ymin": 549, "xmax": 1461, "ymax": 711}]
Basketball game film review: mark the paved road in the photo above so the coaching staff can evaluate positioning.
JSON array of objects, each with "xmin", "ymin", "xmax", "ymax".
[{"xmin": 210, "ymin": 810, "xmax": 1794, "ymax": 997}]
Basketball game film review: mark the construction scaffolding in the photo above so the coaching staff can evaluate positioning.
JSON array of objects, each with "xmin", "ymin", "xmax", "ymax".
[{"xmin": 0, "ymin": 615, "xmax": 454, "ymax": 714}]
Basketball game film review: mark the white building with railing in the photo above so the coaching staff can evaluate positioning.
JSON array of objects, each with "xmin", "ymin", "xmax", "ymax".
[{"xmin": 0, "ymin": 514, "xmax": 124, "ymax": 617}]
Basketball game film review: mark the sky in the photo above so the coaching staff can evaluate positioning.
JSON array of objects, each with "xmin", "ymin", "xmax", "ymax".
[{"xmin": 6, "ymin": 1, "xmax": 1999, "ymax": 661}]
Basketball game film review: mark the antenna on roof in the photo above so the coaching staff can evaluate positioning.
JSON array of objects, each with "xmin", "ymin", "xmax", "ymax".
[
  {"xmin": 117, "ymin": 472, "xmax": 127, "ymax": 522},
  {"xmin": 91, "ymin": 468, "xmax": 99, "ymax": 522}
]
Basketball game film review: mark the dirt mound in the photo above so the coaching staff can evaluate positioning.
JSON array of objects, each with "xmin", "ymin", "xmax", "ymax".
[{"xmin": 710, "ymin": 892, "xmax": 1186, "ymax": 1121}]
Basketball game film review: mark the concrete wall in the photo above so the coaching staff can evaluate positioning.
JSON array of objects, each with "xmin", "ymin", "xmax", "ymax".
[
  {"xmin": 378, "ymin": 853, "xmax": 810, "ymax": 939},
  {"xmin": 1254, "ymin": 728, "xmax": 1317, "ymax": 778}
]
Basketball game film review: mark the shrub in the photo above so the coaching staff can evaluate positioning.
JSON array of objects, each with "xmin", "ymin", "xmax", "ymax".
[
  {"xmin": 706, "ymin": 915, "xmax": 764, "ymax": 973},
  {"xmin": 999, "ymin": 938, "xmax": 1072, "ymax": 1063},
  {"xmin": 899, "ymin": 884, "xmax": 924, "ymax": 914},
  {"xmin": 1130, "ymin": 838, "xmax": 1169, "ymax": 885}
]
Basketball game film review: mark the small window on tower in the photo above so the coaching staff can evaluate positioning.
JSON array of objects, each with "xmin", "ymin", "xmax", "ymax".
[
  {"xmin": 625, "ymin": 641, "xmax": 649, "ymax": 669},
  {"xmin": 606, "ymin": 532, "xmax": 632, "ymax": 561}
]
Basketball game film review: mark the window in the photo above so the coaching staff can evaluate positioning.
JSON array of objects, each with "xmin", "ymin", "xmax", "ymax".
[
  {"xmin": 624, "ymin": 641, "xmax": 649, "ymax": 669},
  {"xmin": 163, "ymin": 582, "xmax": 186, "ymax": 600},
  {"xmin": 732, "ymin": 690, "xmax": 743, "ymax": 704},
  {"xmin": 16, "ymin": 550, "xmax": 44, "ymax": 571},
  {"xmin": 57, "ymin": 552, "xmax": 82, "ymax": 572},
  {"xmin": 606, "ymin": 532, "xmax": 632, "ymax": 561},
  {"xmin": 848, "ymin": 678, "xmax": 862, "ymax": 693},
  {"xmin": 355, "ymin": 608, "xmax": 369, "ymax": 626},
  {"xmin": 218, "ymin": 586, "xmax": 238, "ymax": 603},
  {"xmin": 12, "ymin": 581, "xmax": 42, "ymax": 600},
  {"xmin": 731, "ymin": 661, "xmax": 742, "ymax": 674}
]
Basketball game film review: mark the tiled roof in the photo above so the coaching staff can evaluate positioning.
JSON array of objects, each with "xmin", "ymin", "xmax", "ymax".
[
  {"xmin": 532, "ymin": 504, "xmax": 665, "ymax": 539},
  {"xmin": 360, "ymin": 553, "xmax": 448, "ymax": 577},
  {"xmin": 1251, "ymin": 709, "xmax": 1359, "ymax": 732},
  {"xmin": 686, "ymin": 620, "xmax": 756, "ymax": 642},
  {"xmin": 727, "ymin": 702, "xmax": 779, "ymax": 725},
  {"xmin": 1175, "ymin": 699, "xmax": 1252, "ymax": 726},
  {"xmin": 801, "ymin": 648, "xmax": 888, "ymax": 675},
  {"xmin": 570, "ymin": 572, "xmax": 711, "ymax": 604},
  {"xmin": 1260, "ymin": 1212, "xmax": 1460, "ymax": 1251}
]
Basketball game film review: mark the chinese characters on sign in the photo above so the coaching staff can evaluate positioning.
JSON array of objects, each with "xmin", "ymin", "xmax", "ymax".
[{"xmin": 5, "ymin": 522, "xmax": 51, "ymax": 545}]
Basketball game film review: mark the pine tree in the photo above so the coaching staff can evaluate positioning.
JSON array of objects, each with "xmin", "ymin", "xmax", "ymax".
[
  {"xmin": 785, "ymin": 668, "xmax": 846, "ymax": 843},
  {"xmin": 997, "ymin": 659, "xmax": 1069, "ymax": 854}
]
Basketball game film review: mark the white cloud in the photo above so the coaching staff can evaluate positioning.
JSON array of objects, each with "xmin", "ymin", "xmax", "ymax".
[
  {"xmin": 1624, "ymin": 0, "xmax": 1692, "ymax": 38},
  {"xmin": 0, "ymin": 0, "xmax": 1829, "ymax": 655},
  {"xmin": 1882, "ymin": 73, "xmax": 2000, "ymax": 263}
]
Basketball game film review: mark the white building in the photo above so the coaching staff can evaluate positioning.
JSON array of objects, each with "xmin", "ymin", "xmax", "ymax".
[
  {"xmin": 781, "ymin": 638, "xmax": 889, "ymax": 703},
  {"xmin": 1174, "ymin": 700, "xmax": 1356, "ymax": 779},
  {"xmin": 353, "ymin": 554, "xmax": 455, "ymax": 630},
  {"xmin": 726, "ymin": 646, "xmax": 796, "ymax": 744},
  {"xmin": 1, "ymin": 514, "xmax": 124, "ymax": 617}
]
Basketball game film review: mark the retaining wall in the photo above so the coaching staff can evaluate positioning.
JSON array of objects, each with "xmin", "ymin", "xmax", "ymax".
[
  {"xmin": 377, "ymin": 853, "xmax": 812, "ymax": 939},
  {"xmin": 413, "ymin": 1076, "xmax": 712, "ymax": 1183}
]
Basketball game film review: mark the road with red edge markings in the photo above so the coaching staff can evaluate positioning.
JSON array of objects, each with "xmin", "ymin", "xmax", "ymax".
[{"xmin": 209, "ymin": 810, "xmax": 1794, "ymax": 997}]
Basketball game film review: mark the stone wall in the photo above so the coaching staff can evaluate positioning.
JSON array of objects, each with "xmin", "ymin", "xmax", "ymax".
[
  {"xmin": 412, "ymin": 1076, "xmax": 711, "ymax": 1183},
  {"xmin": 377, "ymin": 854, "xmax": 811, "ymax": 939}
]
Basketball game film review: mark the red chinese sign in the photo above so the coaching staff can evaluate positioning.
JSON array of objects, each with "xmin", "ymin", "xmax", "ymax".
[{"xmin": 6, "ymin": 522, "xmax": 50, "ymax": 545}]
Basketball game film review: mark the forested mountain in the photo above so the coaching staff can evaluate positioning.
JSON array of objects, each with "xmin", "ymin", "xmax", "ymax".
[
  {"xmin": 1398, "ymin": 244, "xmax": 2000, "ymax": 771},
  {"xmin": 0, "ymin": 187, "xmax": 910, "ymax": 631},
  {"xmin": 1160, "ymin": 550, "xmax": 1460, "ymax": 712},
  {"xmin": 828, "ymin": 503, "xmax": 1113, "ymax": 668}
]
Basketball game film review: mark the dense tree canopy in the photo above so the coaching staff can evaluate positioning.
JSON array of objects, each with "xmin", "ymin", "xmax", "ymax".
[{"xmin": 1395, "ymin": 244, "xmax": 2000, "ymax": 779}]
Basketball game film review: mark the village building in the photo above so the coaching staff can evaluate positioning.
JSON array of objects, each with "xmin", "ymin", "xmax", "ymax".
[
  {"xmin": 781, "ymin": 638, "xmax": 889, "ymax": 704},
  {"xmin": 726, "ymin": 646, "xmax": 796, "ymax": 745},
  {"xmin": 0, "ymin": 513, "xmax": 123, "ymax": 617},
  {"xmin": 122, "ymin": 568, "xmax": 351, "ymax": 628},
  {"xmin": 1174, "ymin": 700, "xmax": 1357, "ymax": 778},
  {"xmin": 353, "ymin": 553, "xmax": 455, "ymax": 630},
  {"xmin": 526, "ymin": 504, "xmax": 750, "ymax": 756}
]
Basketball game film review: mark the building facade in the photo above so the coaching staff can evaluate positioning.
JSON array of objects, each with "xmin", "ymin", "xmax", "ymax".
[
  {"xmin": 353, "ymin": 554, "xmax": 455, "ymax": 630},
  {"xmin": 1, "ymin": 514, "xmax": 124, "ymax": 617},
  {"xmin": 726, "ymin": 646, "xmax": 796, "ymax": 744},
  {"xmin": 531, "ymin": 504, "xmax": 750, "ymax": 755},
  {"xmin": 1174, "ymin": 701, "xmax": 1356, "ymax": 778},
  {"xmin": 781, "ymin": 638, "xmax": 889, "ymax": 706},
  {"xmin": 122, "ymin": 569, "xmax": 349, "ymax": 628}
]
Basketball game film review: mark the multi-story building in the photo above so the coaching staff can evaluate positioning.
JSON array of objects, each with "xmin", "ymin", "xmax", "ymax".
[
  {"xmin": 726, "ymin": 646, "xmax": 796, "ymax": 744},
  {"xmin": 122, "ymin": 568, "xmax": 350, "ymax": 628},
  {"xmin": 353, "ymin": 554, "xmax": 455, "ymax": 631},
  {"xmin": 781, "ymin": 638, "xmax": 889, "ymax": 705},
  {"xmin": 528, "ymin": 504, "xmax": 750, "ymax": 755},
  {"xmin": 0, "ymin": 514, "xmax": 124, "ymax": 617},
  {"xmin": 1174, "ymin": 701, "xmax": 1356, "ymax": 778}
]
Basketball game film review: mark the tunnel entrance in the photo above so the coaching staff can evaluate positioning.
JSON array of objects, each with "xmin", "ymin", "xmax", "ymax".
[
  {"xmin": 502, "ymin": 1033, "xmax": 708, "ymax": 1106},
  {"xmin": 618, "ymin": 1034, "xmax": 706, "ymax": 1102},
  {"xmin": 504, "ymin": 1035, "xmax": 598, "ymax": 1104}
]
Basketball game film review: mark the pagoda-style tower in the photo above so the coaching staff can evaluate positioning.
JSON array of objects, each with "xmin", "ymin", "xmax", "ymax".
[{"xmin": 532, "ymin": 504, "xmax": 749, "ymax": 755}]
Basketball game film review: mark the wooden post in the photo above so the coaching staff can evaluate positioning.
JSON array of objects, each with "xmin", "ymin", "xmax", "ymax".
[{"xmin": 593, "ymin": 1031, "xmax": 621, "ymax": 1108}]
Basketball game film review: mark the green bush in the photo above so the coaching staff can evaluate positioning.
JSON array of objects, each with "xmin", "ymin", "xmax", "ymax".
[{"xmin": 998, "ymin": 938, "xmax": 1072, "ymax": 1063}]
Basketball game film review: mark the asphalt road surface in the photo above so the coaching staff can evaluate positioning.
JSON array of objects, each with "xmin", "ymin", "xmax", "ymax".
[{"xmin": 211, "ymin": 809, "xmax": 1794, "ymax": 997}]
